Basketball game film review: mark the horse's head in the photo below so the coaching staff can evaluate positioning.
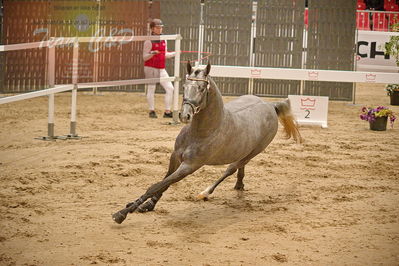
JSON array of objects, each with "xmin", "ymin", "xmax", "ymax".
[{"xmin": 179, "ymin": 61, "xmax": 211, "ymax": 124}]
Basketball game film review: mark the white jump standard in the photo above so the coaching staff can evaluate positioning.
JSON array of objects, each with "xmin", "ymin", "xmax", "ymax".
[{"xmin": 0, "ymin": 34, "xmax": 183, "ymax": 139}]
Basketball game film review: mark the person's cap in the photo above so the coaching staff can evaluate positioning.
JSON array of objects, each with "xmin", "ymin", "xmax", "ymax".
[{"xmin": 150, "ymin": 19, "xmax": 164, "ymax": 28}]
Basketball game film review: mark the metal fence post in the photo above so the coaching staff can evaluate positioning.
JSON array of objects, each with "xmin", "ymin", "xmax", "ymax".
[
  {"xmin": 172, "ymin": 35, "xmax": 182, "ymax": 124},
  {"xmin": 248, "ymin": 0, "xmax": 257, "ymax": 95},
  {"xmin": 45, "ymin": 46, "xmax": 56, "ymax": 140},
  {"xmin": 68, "ymin": 38, "xmax": 80, "ymax": 138},
  {"xmin": 197, "ymin": 0, "xmax": 205, "ymax": 65}
]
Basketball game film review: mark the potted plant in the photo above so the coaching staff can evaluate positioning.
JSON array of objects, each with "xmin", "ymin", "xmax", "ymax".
[
  {"xmin": 384, "ymin": 23, "xmax": 399, "ymax": 106},
  {"xmin": 386, "ymin": 84, "xmax": 399, "ymax": 105},
  {"xmin": 360, "ymin": 106, "xmax": 396, "ymax": 131}
]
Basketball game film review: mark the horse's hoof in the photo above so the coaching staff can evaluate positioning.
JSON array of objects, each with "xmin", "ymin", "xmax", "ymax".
[
  {"xmin": 112, "ymin": 211, "xmax": 126, "ymax": 224},
  {"xmin": 197, "ymin": 193, "xmax": 209, "ymax": 201}
]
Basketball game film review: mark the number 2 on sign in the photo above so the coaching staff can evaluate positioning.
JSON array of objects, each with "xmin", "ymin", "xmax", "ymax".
[{"xmin": 305, "ymin": 109, "xmax": 310, "ymax": 119}]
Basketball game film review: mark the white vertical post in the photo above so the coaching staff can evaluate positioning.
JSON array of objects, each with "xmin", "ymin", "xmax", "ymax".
[
  {"xmin": 92, "ymin": 40, "xmax": 99, "ymax": 95},
  {"xmin": 48, "ymin": 46, "xmax": 55, "ymax": 88},
  {"xmin": 70, "ymin": 87, "xmax": 78, "ymax": 136},
  {"xmin": 353, "ymin": 29, "xmax": 359, "ymax": 105},
  {"xmin": 197, "ymin": 26, "xmax": 204, "ymax": 66},
  {"xmin": 70, "ymin": 39, "xmax": 79, "ymax": 137},
  {"xmin": 72, "ymin": 38, "xmax": 79, "ymax": 85},
  {"xmin": 300, "ymin": 80, "xmax": 304, "ymax": 95},
  {"xmin": 172, "ymin": 35, "xmax": 182, "ymax": 123},
  {"xmin": 48, "ymin": 93, "xmax": 55, "ymax": 139},
  {"xmin": 197, "ymin": 0, "xmax": 205, "ymax": 65},
  {"xmin": 248, "ymin": 0, "xmax": 257, "ymax": 95},
  {"xmin": 93, "ymin": 0, "xmax": 101, "ymax": 95},
  {"xmin": 301, "ymin": 27, "xmax": 308, "ymax": 96},
  {"xmin": 47, "ymin": 46, "xmax": 56, "ymax": 139}
]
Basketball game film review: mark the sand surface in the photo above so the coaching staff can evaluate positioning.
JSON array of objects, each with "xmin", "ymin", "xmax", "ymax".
[{"xmin": 0, "ymin": 83, "xmax": 398, "ymax": 265}]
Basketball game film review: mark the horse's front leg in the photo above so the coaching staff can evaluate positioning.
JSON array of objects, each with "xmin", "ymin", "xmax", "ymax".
[
  {"xmin": 112, "ymin": 162, "xmax": 199, "ymax": 224},
  {"xmin": 135, "ymin": 193, "xmax": 162, "ymax": 213},
  {"xmin": 135, "ymin": 152, "xmax": 181, "ymax": 213}
]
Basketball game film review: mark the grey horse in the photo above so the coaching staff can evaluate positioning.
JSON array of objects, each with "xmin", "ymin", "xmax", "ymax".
[{"xmin": 112, "ymin": 62, "xmax": 302, "ymax": 224}]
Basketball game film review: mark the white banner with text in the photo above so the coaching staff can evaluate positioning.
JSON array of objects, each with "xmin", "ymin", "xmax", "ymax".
[{"xmin": 356, "ymin": 30, "xmax": 399, "ymax": 73}]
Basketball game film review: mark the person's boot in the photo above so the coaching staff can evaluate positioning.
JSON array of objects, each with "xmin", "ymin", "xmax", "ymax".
[
  {"xmin": 163, "ymin": 111, "xmax": 173, "ymax": 118},
  {"xmin": 149, "ymin": 111, "xmax": 157, "ymax": 118}
]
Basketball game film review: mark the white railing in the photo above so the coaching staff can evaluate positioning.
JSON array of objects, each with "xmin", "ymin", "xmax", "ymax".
[
  {"xmin": 356, "ymin": 10, "xmax": 399, "ymax": 32},
  {"xmin": 207, "ymin": 65, "xmax": 399, "ymax": 84},
  {"xmin": 204, "ymin": 64, "xmax": 399, "ymax": 104},
  {"xmin": 0, "ymin": 34, "xmax": 182, "ymax": 140}
]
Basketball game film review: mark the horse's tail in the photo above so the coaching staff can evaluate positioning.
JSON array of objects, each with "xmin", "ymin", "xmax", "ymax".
[{"xmin": 274, "ymin": 99, "xmax": 303, "ymax": 143}]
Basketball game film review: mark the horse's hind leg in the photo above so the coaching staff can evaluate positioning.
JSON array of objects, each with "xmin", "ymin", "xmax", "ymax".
[
  {"xmin": 234, "ymin": 166, "xmax": 245, "ymax": 191},
  {"xmin": 198, "ymin": 164, "xmax": 238, "ymax": 200},
  {"xmin": 198, "ymin": 149, "xmax": 263, "ymax": 200}
]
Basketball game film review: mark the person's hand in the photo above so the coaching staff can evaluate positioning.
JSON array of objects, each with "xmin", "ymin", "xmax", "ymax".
[{"xmin": 151, "ymin": 50, "xmax": 160, "ymax": 55}]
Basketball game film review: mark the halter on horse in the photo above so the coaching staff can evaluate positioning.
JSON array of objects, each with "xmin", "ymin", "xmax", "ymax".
[{"xmin": 181, "ymin": 76, "xmax": 209, "ymax": 117}]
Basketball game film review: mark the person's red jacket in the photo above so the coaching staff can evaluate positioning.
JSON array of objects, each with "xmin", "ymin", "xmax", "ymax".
[{"xmin": 144, "ymin": 40, "xmax": 166, "ymax": 69}]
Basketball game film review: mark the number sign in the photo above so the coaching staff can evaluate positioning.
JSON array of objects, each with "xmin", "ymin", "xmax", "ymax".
[{"xmin": 288, "ymin": 95, "xmax": 329, "ymax": 128}]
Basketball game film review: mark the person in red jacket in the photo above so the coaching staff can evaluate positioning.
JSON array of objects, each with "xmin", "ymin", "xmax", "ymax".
[{"xmin": 143, "ymin": 19, "xmax": 175, "ymax": 118}]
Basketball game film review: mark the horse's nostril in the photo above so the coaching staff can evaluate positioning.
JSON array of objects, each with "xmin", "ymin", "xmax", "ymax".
[{"xmin": 187, "ymin": 114, "xmax": 191, "ymax": 120}]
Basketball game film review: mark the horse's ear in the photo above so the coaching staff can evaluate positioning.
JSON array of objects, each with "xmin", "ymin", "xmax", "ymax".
[
  {"xmin": 187, "ymin": 61, "xmax": 192, "ymax": 75},
  {"xmin": 205, "ymin": 61, "xmax": 211, "ymax": 76}
]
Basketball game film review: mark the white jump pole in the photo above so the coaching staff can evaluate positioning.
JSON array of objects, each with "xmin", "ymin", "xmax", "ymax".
[
  {"xmin": 207, "ymin": 65, "xmax": 399, "ymax": 84},
  {"xmin": 47, "ymin": 46, "xmax": 56, "ymax": 139},
  {"xmin": 70, "ymin": 39, "xmax": 79, "ymax": 137},
  {"xmin": 172, "ymin": 35, "xmax": 182, "ymax": 123}
]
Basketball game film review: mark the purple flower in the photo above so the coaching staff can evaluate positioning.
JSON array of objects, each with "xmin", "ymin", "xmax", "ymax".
[{"xmin": 360, "ymin": 106, "xmax": 396, "ymax": 128}]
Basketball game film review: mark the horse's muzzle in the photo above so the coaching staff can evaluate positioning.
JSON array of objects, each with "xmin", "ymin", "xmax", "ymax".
[
  {"xmin": 179, "ymin": 112, "xmax": 191, "ymax": 124},
  {"xmin": 180, "ymin": 104, "xmax": 193, "ymax": 124}
]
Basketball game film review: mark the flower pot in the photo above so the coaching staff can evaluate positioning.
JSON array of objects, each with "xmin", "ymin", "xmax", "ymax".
[
  {"xmin": 369, "ymin": 116, "xmax": 388, "ymax": 131},
  {"xmin": 389, "ymin": 90, "xmax": 399, "ymax": 106}
]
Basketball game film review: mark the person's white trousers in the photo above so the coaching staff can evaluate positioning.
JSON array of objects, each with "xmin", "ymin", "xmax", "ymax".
[{"xmin": 144, "ymin": 66, "xmax": 174, "ymax": 111}]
